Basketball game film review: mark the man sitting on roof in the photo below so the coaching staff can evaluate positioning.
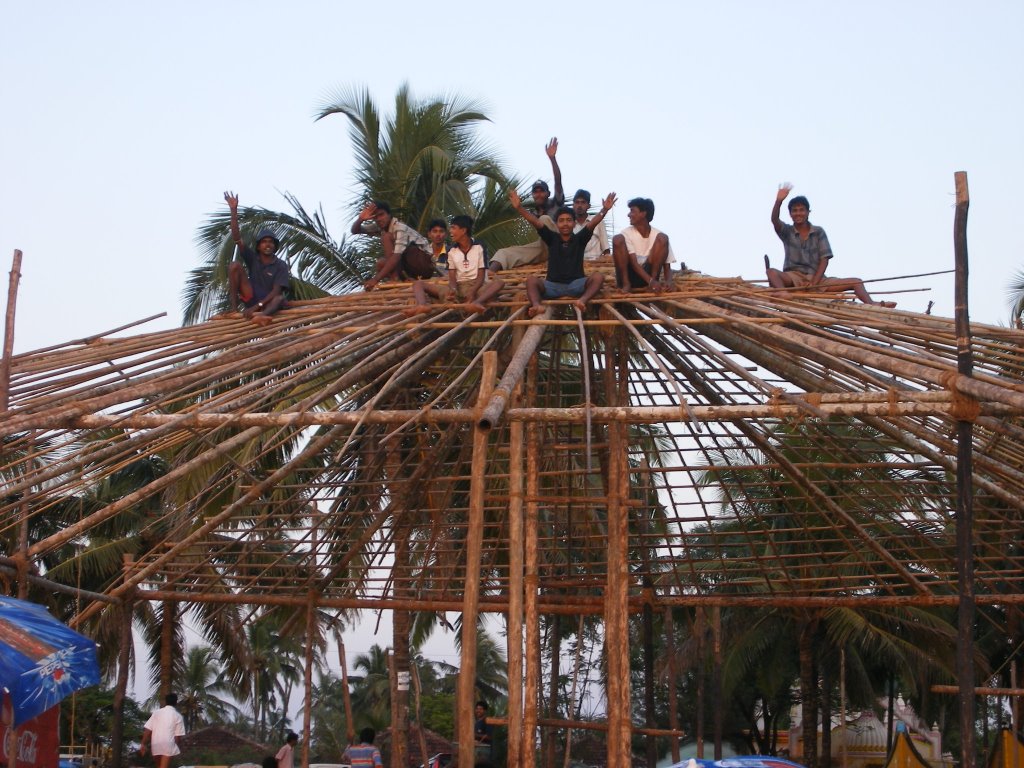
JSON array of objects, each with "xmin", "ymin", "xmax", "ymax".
[
  {"xmin": 766, "ymin": 184, "xmax": 896, "ymax": 307},
  {"xmin": 612, "ymin": 196, "xmax": 675, "ymax": 292},
  {"xmin": 222, "ymin": 191, "xmax": 291, "ymax": 326},
  {"xmin": 353, "ymin": 201, "xmax": 435, "ymax": 290}
]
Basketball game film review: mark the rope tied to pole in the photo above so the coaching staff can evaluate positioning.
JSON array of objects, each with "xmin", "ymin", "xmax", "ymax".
[{"xmin": 940, "ymin": 370, "xmax": 981, "ymax": 422}]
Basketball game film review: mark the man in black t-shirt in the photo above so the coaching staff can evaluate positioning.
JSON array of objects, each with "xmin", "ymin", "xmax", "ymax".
[{"xmin": 508, "ymin": 188, "xmax": 616, "ymax": 317}]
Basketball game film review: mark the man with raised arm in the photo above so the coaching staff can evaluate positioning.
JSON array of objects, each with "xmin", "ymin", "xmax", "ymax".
[
  {"xmin": 406, "ymin": 215, "xmax": 504, "ymax": 315},
  {"xmin": 572, "ymin": 189, "xmax": 611, "ymax": 261},
  {"xmin": 222, "ymin": 191, "xmax": 291, "ymax": 326},
  {"xmin": 612, "ymin": 196, "xmax": 673, "ymax": 293},
  {"xmin": 352, "ymin": 200, "xmax": 434, "ymax": 290},
  {"xmin": 488, "ymin": 137, "xmax": 565, "ymax": 273},
  {"xmin": 766, "ymin": 184, "xmax": 895, "ymax": 307},
  {"xmin": 509, "ymin": 188, "xmax": 614, "ymax": 317}
]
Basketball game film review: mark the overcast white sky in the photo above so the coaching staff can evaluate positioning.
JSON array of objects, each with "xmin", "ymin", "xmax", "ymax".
[
  {"xmin": 3, "ymin": 0, "xmax": 1022, "ymax": 356},
  {"xmin": 5, "ymin": 0, "xmax": 1023, "ymax": 708}
]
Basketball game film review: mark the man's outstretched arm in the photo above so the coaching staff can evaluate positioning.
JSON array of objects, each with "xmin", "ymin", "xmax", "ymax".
[
  {"xmin": 546, "ymin": 138, "xmax": 564, "ymax": 203},
  {"xmin": 771, "ymin": 183, "xmax": 792, "ymax": 236},
  {"xmin": 224, "ymin": 191, "xmax": 244, "ymax": 248}
]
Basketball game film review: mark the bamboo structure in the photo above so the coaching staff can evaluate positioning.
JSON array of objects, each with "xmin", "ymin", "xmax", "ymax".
[{"xmin": 3, "ymin": 177, "xmax": 1024, "ymax": 763}]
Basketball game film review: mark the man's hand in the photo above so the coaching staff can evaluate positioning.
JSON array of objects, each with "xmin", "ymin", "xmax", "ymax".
[
  {"xmin": 224, "ymin": 191, "xmax": 239, "ymax": 210},
  {"xmin": 601, "ymin": 192, "xmax": 617, "ymax": 213},
  {"xmin": 359, "ymin": 202, "xmax": 378, "ymax": 221},
  {"xmin": 138, "ymin": 745, "xmax": 147, "ymax": 757},
  {"xmin": 242, "ymin": 306, "xmax": 257, "ymax": 319},
  {"xmin": 509, "ymin": 188, "xmax": 522, "ymax": 209},
  {"xmin": 775, "ymin": 183, "xmax": 793, "ymax": 203},
  {"xmin": 545, "ymin": 137, "xmax": 558, "ymax": 158}
]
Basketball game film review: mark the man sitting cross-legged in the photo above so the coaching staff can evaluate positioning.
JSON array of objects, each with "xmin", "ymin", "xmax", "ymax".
[
  {"xmin": 508, "ymin": 188, "xmax": 615, "ymax": 318},
  {"xmin": 406, "ymin": 215, "xmax": 504, "ymax": 315}
]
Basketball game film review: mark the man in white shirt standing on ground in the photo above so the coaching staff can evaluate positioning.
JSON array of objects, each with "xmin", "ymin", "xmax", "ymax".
[{"xmin": 139, "ymin": 693, "xmax": 186, "ymax": 768}]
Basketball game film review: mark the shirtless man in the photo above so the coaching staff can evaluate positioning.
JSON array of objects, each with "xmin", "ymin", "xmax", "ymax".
[{"xmin": 767, "ymin": 184, "xmax": 896, "ymax": 307}]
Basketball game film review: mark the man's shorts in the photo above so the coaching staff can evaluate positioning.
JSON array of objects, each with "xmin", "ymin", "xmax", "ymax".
[
  {"xmin": 627, "ymin": 262, "xmax": 654, "ymax": 289},
  {"xmin": 784, "ymin": 271, "xmax": 855, "ymax": 291},
  {"xmin": 542, "ymin": 277, "xmax": 588, "ymax": 299},
  {"xmin": 439, "ymin": 281, "xmax": 477, "ymax": 301}
]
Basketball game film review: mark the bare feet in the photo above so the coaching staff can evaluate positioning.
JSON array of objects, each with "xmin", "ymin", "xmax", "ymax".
[
  {"xmin": 573, "ymin": 299, "xmax": 587, "ymax": 312},
  {"xmin": 402, "ymin": 305, "xmax": 432, "ymax": 317},
  {"xmin": 251, "ymin": 314, "xmax": 273, "ymax": 327},
  {"xmin": 527, "ymin": 305, "xmax": 544, "ymax": 318},
  {"xmin": 465, "ymin": 302, "xmax": 487, "ymax": 314},
  {"xmin": 877, "ymin": 301, "xmax": 897, "ymax": 308},
  {"xmin": 364, "ymin": 278, "xmax": 380, "ymax": 291}
]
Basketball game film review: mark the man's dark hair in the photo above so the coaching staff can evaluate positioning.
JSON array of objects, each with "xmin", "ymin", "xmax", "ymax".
[
  {"xmin": 286, "ymin": 732, "xmax": 298, "ymax": 744},
  {"xmin": 427, "ymin": 218, "xmax": 448, "ymax": 231},
  {"xmin": 788, "ymin": 195, "xmax": 810, "ymax": 211},
  {"xmin": 627, "ymin": 197, "xmax": 655, "ymax": 223},
  {"xmin": 372, "ymin": 200, "xmax": 392, "ymax": 216},
  {"xmin": 476, "ymin": 700, "xmax": 489, "ymax": 710},
  {"xmin": 450, "ymin": 215, "xmax": 474, "ymax": 235},
  {"xmin": 553, "ymin": 206, "xmax": 573, "ymax": 222},
  {"xmin": 164, "ymin": 693, "xmax": 178, "ymax": 707},
  {"xmin": 360, "ymin": 727, "xmax": 376, "ymax": 744}
]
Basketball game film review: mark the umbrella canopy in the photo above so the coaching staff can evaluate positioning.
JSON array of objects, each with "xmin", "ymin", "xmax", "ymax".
[{"xmin": 0, "ymin": 596, "xmax": 100, "ymax": 725}]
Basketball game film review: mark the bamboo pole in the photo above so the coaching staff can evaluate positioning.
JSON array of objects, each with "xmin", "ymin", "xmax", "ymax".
[
  {"xmin": 604, "ymin": 335, "xmax": 632, "ymax": 766},
  {"xmin": 302, "ymin": 597, "xmax": 314, "ymax": 768},
  {"xmin": 524, "ymin": 355, "xmax": 540, "ymax": 768},
  {"xmin": 338, "ymin": 637, "xmax": 355, "ymax": 745},
  {"xmin": 478, "ymin": 307, "xmax": 550, "ymax": 430},
  {"xmin": 457, "ymin": 351, "xmax": 497, "ymax": 768},
  {"xmin": 1, "ymin": 249, "xmax": 23, "ymax": 411},
  {"xmin": 953, "ymin": 170, "xmax": 977, "ymax": 768},
  {"xmin": 507, "ymin": 382, "xmax": 525, "ymax": 768}
]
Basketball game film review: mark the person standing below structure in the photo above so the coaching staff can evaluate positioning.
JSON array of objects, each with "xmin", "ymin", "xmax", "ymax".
[
  {"xmin": 572, "ymin": 189, "xmax": 611, "ymax": 261},
  {"xmin": 352, "ymin": 201, "xmax": 435, "ymax": 290},
  {"xmin": 342, "ymin": 727, "xmax": 383, "ymax": 768},
  {"xmin": 139, "ymin": 693, "xmax": 186, "ymax": 768},
  {"xmin": 407, "ymin": 215, "xmax": 504, "ymax": 314},
  {"xmin": 488, "ymin": 138, "xmax": 565, "ymax": 273},
  {"xmin": 509, "ymin": 188, "xmax": 614, "ymax": 317},
  {"xmin": 766, "ymin": 184, "xmax": 896, "ymax": 306},
  {"xmin": 612, "ymin": 196, "xmax": 673, "ymax": 292},
  {"xmin": 275, "ymin": 732, "xmax": 298, "ymax": 768},
  {"xmin": 222, "ymin": 192, "xmax": 291, "ymax": 326},
  {"xmin": 474, "ymin": 700, "xmax": 494, "ymax": 766}
]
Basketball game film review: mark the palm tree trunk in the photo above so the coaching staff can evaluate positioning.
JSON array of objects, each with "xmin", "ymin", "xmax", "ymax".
[
  {"xmin": 109, "ymin": 601, "xmax": 133, "ymax": 768},
  {"xmin": 799, "ymin": 616, "xmax": 819, "ymax": 768}
]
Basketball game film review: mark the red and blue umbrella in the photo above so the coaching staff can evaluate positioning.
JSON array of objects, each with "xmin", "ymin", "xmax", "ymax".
[{"xmin": 0, "ymin": 596, "xmax": 100, "ymax": 725}]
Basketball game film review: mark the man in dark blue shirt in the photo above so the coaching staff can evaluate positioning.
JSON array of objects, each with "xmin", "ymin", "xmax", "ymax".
[
  {"xmin": 222, "ymin": 191, "xmax": 291, "ymax": 325},
  {"xmin": 509, "ymin": 188, "xmax": 615, "ymax": 317}
]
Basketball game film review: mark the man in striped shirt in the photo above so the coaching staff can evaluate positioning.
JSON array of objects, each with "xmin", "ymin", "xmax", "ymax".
[{"xmin": 342, "ymin": 727, "xmax": 383, "ymax": 768}]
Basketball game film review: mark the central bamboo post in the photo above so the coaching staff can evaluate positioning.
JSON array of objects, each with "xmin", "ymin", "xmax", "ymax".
[
  {"xmin": 524, "ymin": 355, "xmax": 541, "ymax": 768},
  {"xmin": 507, "ymin": 380, "xmax": 526, "ymax": 768},
  {"xmin": 303, "ymin": 596, "xmax": 315, "ymax": 768},
  {"xmin": 604, "ymin": 336, "xmax": 632, "ymax": 765},
  {"xmin": 457, "ymin": 351, "xmax": 497, "ymax": 768}
]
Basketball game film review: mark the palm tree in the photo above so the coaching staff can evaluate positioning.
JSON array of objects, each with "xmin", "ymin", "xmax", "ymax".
[
  {"xmin": 177, "ymin": 645, "xmax": 238, "ymax": 730},
  {"xmin": 183, "ymin": 83, "xmax": 526, "ymax": 323},
  {"xmin": 1008, "ymin": 269, "xmax": 1024, "ymax": 328}
]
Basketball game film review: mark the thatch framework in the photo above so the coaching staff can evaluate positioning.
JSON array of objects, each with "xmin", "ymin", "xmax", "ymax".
[{"xmin": 3, "ymin": 186, "xmax": 1023, "ymax": 765}]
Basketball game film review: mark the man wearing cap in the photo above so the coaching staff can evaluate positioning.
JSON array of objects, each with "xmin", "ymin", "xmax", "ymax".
[
  {"xmin": 489, "ymin": 138, "xmax": 565, "ymax": 273},
  {"xmin": 571, "ymin": 189, "xmax": 610, "ymax": 261},
  {"xmin": 222, "ymin": 191, "xmax": 291, "ymax": 326}
]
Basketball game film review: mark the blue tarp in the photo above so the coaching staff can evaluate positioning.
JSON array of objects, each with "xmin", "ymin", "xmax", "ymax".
[
  {"xmin": 0, "ymin": 596, "xmax": 100, "ymax": 725},
  {"xmin": 666, "ymin": 757, "xmax": 807, "ymax": 768}
]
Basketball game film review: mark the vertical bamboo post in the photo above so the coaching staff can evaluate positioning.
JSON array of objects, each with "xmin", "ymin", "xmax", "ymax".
[
  {"xmin": 457, "ymin": 351, "xmax": 497, "ymax": 768},
  {"xmin": 840, "ymin": 648, "xmax": 847, "ymax": 768},
  {"xmin": 507, "ymin": 382, "xmax": 526, "ymax": 768},
  {"xmin": 604, "ymin": 337, "xmax": 631, "ymax": 766},
  {"xmin": 713, "ymin": 605, "xmax": 723, "ymax": 759},
  {"xmin": 303, "ymin": 597, "xmax": 315, "ymax": 768},
  {"xmin": 392, "ymin": 533, "xmax": 410, "ymax": 768},
  {"xmin": 524, "ymin": 356, "xmax": 541, "ymax": 768},
  {"xmin": 110, "ymin": 555, "xmax": 134, "ymax": 768},
  {"xmin": 696, "ymin": 607, "xmax": 705, "ymax": 759},
  {"xmin": 665, "ymin": 606, "xmax": 681, "ymax": 763},
  {"xmin": 1, "ymin": 249, "xmax": 23, "ymax": 411},
  {"xmin": 338, "ymin": 638, "xmax": 356, "ymax": 745},
  {"xmin": 953, "ymin": 170, "xmax": 977, "ymax": 768}
]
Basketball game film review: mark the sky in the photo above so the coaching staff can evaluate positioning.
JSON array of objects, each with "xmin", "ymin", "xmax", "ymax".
[{"xmin": 4, "ymin": 0, "xmax": 1023, "ymax": 708}]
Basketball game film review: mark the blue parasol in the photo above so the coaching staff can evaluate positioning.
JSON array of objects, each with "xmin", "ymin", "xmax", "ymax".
[{"xmin": 0, "ymin": 596, "xmax": 100, "ymax": 725}]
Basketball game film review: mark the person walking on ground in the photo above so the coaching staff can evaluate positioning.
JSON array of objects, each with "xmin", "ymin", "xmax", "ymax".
[
  {"xmin": 275, "ymin": 732, "xmax": 298, "ymax": 768},
  {"xmin": 766, "ymin": 183, "xmax": 896, "ymax": 307},
  {"xmin": 221, "ymin": 192, "xmax": 291, "ymax": 326},
  {"xmin": 139, "ymin": 693, "xmax": 186, "ymax": 768}
]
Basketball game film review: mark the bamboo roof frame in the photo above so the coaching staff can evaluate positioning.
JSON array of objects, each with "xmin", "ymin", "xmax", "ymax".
[{"xmin": 2, "ymin": 266, "xmax": 1024, "ymax": 613}]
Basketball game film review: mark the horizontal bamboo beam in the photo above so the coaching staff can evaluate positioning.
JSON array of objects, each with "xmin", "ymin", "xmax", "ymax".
[
  {"xmin": 33, "ymin": 396, "xmax": 1019, "ymax": 432},
  {"xmin": 930, "ymin": 685, "xmax": 1024, "ymax": 696}
]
